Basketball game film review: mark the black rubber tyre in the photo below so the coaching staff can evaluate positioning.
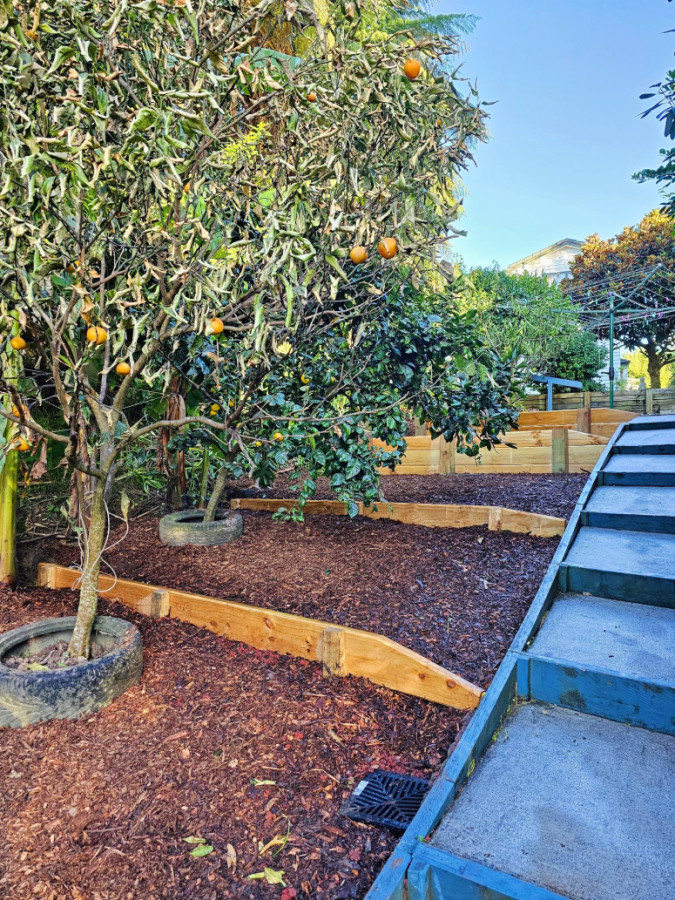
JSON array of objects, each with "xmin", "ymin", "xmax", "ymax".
[
  {"xmin": 0, "ymin": 616, "xmax": 142, "ymax": 728},
  {"xmin": 159, "ymin": 509, "xmax": 244, "ymax": 547}
]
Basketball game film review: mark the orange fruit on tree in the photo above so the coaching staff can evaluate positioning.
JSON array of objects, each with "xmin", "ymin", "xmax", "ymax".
[
  {"xmin": 86, "ymin": 325, "xmax": 107, "ymax": 345},
  {"xmin": 208, "ymin": 317, "xmax": 224, "ymax": 335},
  {"xmin": 404, "ymin": 59, "xmax": 421, "ymax": 80},
  {"xmin": 10, "ymin": 336, "xmax": 26, "ymax": 351},
  {"xmin": 349, "ymin": 245, "xmax": 368, "ymax": 264},
  {"xmin": 254, "ymin": 440, "xmax": 262, "ymax": 447},
  {"xmin": 116, "ymin": 361, "xmax": 131, "ymax": 376},
  {"xmin": 273, "ymin": 431, "xmax": 284, "ymax": 442},
  {"xmin": 307, "ymin": 91, "xmax": 317, "ymax": 102},
  {"xmin": 377, "ymin": 237, "xmax": 398, "ymax": 259}
]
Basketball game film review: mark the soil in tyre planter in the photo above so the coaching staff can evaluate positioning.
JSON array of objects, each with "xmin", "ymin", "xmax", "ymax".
[
  {"xmin": 159, "ymin": 510, "xmax": 243, "ymax": 547},
  {"xmin": 0, "ymin": 616, "xmax": 142, "ymax": 728}
]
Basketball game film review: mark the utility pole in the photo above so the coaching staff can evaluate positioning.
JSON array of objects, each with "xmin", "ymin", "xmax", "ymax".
[{"xmin": 608, "ymin": 294, "xmax": 615, "ymax": 409}]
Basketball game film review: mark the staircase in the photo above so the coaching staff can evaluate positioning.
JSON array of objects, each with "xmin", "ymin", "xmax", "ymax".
[{"xmin": 367, "ymin": 415, "xmax": 675, "ymax": 900}]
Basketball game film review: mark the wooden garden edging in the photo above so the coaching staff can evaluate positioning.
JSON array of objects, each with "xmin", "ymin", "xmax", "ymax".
[
  {"xmin": 37, "ymin": 563, "xmax": 482, "ymax": 710},
  {"xmin": 231, "ymin": 498, "xmax": 565, "ymax": 538},
  {"xmin": 373, "ymin": 429, "xmax": 608, "ymax": 476}
]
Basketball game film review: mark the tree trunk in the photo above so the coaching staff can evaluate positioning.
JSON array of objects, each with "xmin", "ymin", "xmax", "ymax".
[
  {"xmin": 157, "ymin": 373, "xmax": 187, "ymax": 509},
  {"xmin": 198, "ymin": 446, "xmax": 210, "ymax": 509},
  {"xmin": 203, "ymin": 465, "xmax": 229, "ymax": 523},
  {"xmin": 0, "ymin": 440, "xmax": 18, "ymax": 586},
  {"xmin": 645, "ymin": 345, "xmax": 662, "ymax": 389},
  {"xmin": 68, "ymin": 484, "xmax": 107, "ymax": 659}
]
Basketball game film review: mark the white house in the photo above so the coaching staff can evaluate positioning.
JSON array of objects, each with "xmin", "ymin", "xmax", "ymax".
[
  {"xmin": 505, "ymin": 238, "xmax": 584, "ymax": 284},
  {"xmin": 506, "ymin": 239, "xmax": 627, "ymax": 388}
]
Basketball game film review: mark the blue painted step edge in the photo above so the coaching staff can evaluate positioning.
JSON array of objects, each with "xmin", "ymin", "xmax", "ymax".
[
  {"xmin": 580, "ymin": 509, "xmax": 675, "ymax": 534},
  {"xmin": 558, "ymin": 563, "xmax": 675, "ymax": 608},
  {"xmin": 406, "ymin": 843, "xmax": 569, "ymax": 900},
  {"xmin": 516, "ymin": 653, "xmax": 675, "ymax": 736}
]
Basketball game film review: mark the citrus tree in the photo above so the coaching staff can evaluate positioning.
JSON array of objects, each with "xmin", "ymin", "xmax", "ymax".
[
  {"xmin": 165, "ymin": 280, "xmax": 521, "ymax": 521},
  {"xmin": 0, "ymin": 0, "xmax": 500, "ymax": 658}
]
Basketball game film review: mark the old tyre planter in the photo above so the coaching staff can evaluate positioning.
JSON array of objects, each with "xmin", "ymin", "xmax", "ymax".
[
  {"xmin": 159, "ymin": 509, "xmax": 243, "ymax": 547},
  {"xmin": 0, "ymin": 616, "xmax": 142, "ymax": 728}
]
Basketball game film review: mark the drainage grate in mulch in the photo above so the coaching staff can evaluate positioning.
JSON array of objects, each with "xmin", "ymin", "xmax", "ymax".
[{"xmin": 341, "ymin": 769, "xmax": 431, "ymax": 830}]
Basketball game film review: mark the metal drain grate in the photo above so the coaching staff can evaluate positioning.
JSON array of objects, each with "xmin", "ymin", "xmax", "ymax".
[{"xmin": 341, "ymin": 770, "xmax": 430, "ymax": 830}]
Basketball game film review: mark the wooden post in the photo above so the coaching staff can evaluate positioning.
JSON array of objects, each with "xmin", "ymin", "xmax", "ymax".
[
  {"xmin": 575, "ymin": 406, "xmax": 591, "ymax": 434},
  {"xmin": 583, "ymin": 391, "xmax": 591, "ymax": 409},
  {"xmin": 487, "ymin": 507, "xmax": 503, "ymax": 532},
  {"xmin": 440, "ymin": 439, "xmax": 455, "ymax": 474},
  {"xmin": 321, "ymin": 627, "xmax": 346, "ymax": 676},
  {"xmin": 37, "ymin": 562, "xmax": 57, "ymax": 589},
  {"xmin": 551, "ymin": 428, "xmax": 569, "ymax": 474},
  {"xmin": 137, "ymin": 590, "xmax": 170, "ymax": 619}
]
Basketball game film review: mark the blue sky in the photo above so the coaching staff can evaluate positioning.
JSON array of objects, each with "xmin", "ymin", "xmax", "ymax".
[{"xmin": 442, "ymin": 0, "xmax": 674, "ymax": 269}]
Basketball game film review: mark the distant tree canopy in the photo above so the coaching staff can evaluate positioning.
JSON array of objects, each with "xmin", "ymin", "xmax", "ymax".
[
  {"xmin": 567, "ymin": 210, "xmax": 675, "ymax": 388},
  {"xmin": 627, "ymin": 348, "xmax": 674, "ymax": 388},
  {"xmin": 457, "ymin": 267, "xmax": 604, "ymax": 385},
  {"xmin": 545, "ymin": 331, "xmax": 607, "ymax": 391}
]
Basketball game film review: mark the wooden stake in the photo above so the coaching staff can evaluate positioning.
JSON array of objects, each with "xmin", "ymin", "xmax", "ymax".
[
  {"xmin": 487, "ymin": 507, "xmax": 503, "ymax": 532},
  {"xmin": 137, "ymin": 590, "xmax": 170, "ymax": 619},
  {"xmin": 551, "ymin": 427, "xmax": 569, "ymax": 474},
  {"xmin": 321, "ymin": 627, "xmax": 346, "ymax": 676},
  {"xmin": 575, "ymin": 406, "xmax": 591, "ymax": 434}
]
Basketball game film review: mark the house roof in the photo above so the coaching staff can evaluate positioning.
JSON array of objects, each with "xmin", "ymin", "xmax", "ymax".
[{"xmin": 506, "ymin": 239, "xmax": 584, "ymax": 273}]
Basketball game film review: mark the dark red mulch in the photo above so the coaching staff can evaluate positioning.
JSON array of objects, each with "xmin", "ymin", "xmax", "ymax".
[
  {"xmin": 0, "ymin": 585, "xmax": 466, "ymax": 900},
  {"xmin": 49, "ymin": 513, "xmax": 557, "ymax": 686},
  {"xmin": 3, "ymin": 473, "xmax": 574, "ymax": 898},
  {"xmin": 232, "ymin": 472, "xmax": 588, "ymax": 521}
]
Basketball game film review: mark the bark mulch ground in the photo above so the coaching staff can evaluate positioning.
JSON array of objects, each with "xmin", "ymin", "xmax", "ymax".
[
  {"xmin": 0, "ymin": 586, "xmax": 465, "ymax": 900},
  {"xmin": 233, "ymin": 472, "xmax": 588, "ymax": 522},
  {"xmin": 2, "ymin": 474, "xmax": 584, "ymax": 899},
  {"xmin": 50, "ymin": 512, "xmax": 558, "ymax": 687}
]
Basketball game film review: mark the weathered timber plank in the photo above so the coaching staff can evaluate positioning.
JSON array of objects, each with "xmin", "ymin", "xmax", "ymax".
[
  {"xmin": 506, "ymin": 429, "xmax": 606, "ymax": 446},
  {"xmin": 569, "ymin": 445, "xmax": 605, "ymax": 472},
  {"xmin": 378, "ymin": 465, "xmax": 441, "ymax": 475},
  {"xmin": 231, "ymin": 499, "xmax": 565, "ymax": 536},
  {"xmin": 454, "ymin": 464, "xmax": 553, "ymax": 474},
  {"xmin": 38, "ymin": 564, "xmax": 482, "ymax": 709}
]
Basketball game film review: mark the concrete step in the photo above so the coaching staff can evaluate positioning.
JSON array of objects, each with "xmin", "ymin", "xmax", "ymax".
[
  {"xmin": 561, "ymin": 527, "xmax": 675, "ymax": 606},
  {"xmin": 431, "ymin": 703, "xmax": 675, "ymax": 900},
  {"xmin": 600, "ymin": 454, "xmax": 675, "ymax": 486},
  {"xmin": 530, "ymin": 592, "xmax": 675, "ymax": 683},
  {"xmin": 581, "ymin": 485, "xmax": 675, "ymax": 533},
  {"xmin": 614, "ymin": 427, "xmax": 675, "ymax": 455},
  {"xmin": 625, "ymin": 414, "xmax": 675, "ymax": 432}
]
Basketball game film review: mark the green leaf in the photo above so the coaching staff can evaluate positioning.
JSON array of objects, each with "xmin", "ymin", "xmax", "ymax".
[
  {"xmin": 190, "ymin": 844, "xmax": 214, "ymax": 858},
  {"xmin": 47, "ymin": 46, "xmax": 76, "ymax": 75},
  {"xmin": 247, "ymin": 868, "xmax": 286, "ymax": 886},
  {"xmin": 183, "ymin": 836, "xmax": 206, "ymax": 844}
]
